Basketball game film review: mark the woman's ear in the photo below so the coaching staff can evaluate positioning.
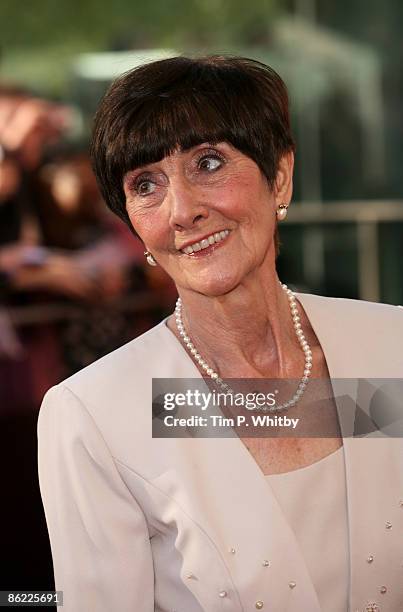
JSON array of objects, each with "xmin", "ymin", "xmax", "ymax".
[{"xmin": 274, "ymin": 151, "xmax": 294, "ymax": 206}]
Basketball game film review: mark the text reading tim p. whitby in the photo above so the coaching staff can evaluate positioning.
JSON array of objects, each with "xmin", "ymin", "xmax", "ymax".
[{"xmin": 164, "ymin": 413, "xmax": 299, "ymax": 429}]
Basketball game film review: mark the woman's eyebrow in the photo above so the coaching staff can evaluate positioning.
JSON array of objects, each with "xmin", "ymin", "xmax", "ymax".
[{"xmin": 180, "ymin": 141, "xmax": 222, "ymax": 153}]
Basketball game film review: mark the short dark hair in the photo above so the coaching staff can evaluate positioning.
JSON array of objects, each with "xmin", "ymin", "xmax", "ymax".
[{"xmin": 91, "ymin": 54, "xmax": 295, "ymax": 252}]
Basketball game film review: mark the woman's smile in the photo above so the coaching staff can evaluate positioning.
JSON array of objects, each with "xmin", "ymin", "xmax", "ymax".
[{"xmin": 178, "ymin": 229, "xmax": 231, "ymax": 256}]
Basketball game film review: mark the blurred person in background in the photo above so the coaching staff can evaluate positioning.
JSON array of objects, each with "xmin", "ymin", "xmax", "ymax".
[
  {"xmin": 0, "ymin": 88, "xmax": 165, "ymax": 404},
  {"xmin": 0, "ymin": 87, "xmax": 77, "ymax": 408},
  {"xmin": 38, "ymin": 56, "xmax": 403, "ymax": 612}
]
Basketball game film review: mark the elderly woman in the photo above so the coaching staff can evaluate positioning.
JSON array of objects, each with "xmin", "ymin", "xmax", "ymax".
[{"xmin": 38, "ymin": 56, "xmax": 403, "ymax": 612}]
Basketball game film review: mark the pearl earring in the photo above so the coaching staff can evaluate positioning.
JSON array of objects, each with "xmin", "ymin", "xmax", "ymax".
[
  {"xmin": 144, "ymin": 250, "xmax": 158, "ymax": 266},
  {"xmin": 276, "ymin": 203, "xmax": 289, "ymax": 221}
]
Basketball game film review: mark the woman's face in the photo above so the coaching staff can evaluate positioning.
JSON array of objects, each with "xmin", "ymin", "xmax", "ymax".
[{"xmin": 124, "ymin": 142, "xmax": 292, "ymax": 297}]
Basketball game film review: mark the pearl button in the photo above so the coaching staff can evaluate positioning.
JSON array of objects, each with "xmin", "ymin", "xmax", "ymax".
[
  {"xmin": 385, "ymin": 521, "xmax": 392, "ymax": 529},
  {"xmin": 262, "ymin": 560, "xmax": 270, "ymax": 567},
  {"xmin": 399, "ymin": 500, "xmax": 403, "ymax": 507},
  {"xmin": 289, "ymin": 581, "xmax": 297, "ymax": 589},
  {"xmin": 367, "ymin": 555, "xmax": 374, "ymax": 563},
  {"xmin": 219, "ymin": 590, "xmax": 227, "ymax": 598},
  {"xmin": 186, "ymin": 572, "xmax": 194, "ymax": 579},
  {"xmin": 255, "ymin": 601, "xmax": 264, "ymax": 609},
  {"xmin": 380, "ymin": 586, "xmax": 387, "ymax": 594},
  {"xmin": 229, "ymin": 547, "xmax": 236, "ymax": 554}
]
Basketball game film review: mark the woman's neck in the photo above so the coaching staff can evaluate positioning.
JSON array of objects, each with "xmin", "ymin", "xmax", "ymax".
[{"xmin": 169, "ymin": 271, "xmax": 307, "ymax": 378}]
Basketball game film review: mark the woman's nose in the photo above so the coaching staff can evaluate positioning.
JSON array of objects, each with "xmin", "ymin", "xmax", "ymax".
[{"xmin": 167, "ymin": 178, "xmax": 209, "ymax": 230}]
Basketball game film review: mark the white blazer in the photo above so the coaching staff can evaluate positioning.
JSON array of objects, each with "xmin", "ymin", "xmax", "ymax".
[{"xmin": 37, "ymin": 293, "xmax": 403, "ymax": 612}]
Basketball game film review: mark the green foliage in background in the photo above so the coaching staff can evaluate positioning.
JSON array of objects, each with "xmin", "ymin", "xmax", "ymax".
[
  {"xmin": 0, "ymin": 0, "xmax": 279, "ymax": 95},
  {"xmin": 0, "ymin": 0, "xmax": 279, "ymax": 50}
]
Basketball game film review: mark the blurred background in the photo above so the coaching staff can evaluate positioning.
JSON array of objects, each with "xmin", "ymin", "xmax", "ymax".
[{"xmin": 0, "ymin": 0, "xmax": 402, "ymax": 606}]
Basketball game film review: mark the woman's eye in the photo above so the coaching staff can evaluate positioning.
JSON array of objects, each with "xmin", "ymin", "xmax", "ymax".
[
  {"xmin": 198, "ymin": 154, "xmax": 224, "ymax": 172},
  {"xmin": 136, "ymin": 179, "xmax": 155, "ymax": 196}
]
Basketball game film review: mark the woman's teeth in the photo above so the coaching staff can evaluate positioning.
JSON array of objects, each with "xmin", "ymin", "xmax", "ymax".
[{"xmin": 181, "ymin": 230, "xmax": 230, "ymax": 254}]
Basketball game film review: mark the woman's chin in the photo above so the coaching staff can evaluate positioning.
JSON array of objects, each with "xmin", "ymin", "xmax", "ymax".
[{"xmin": 184, "ymin": 273, "xmax": 241, "ymax": 298}]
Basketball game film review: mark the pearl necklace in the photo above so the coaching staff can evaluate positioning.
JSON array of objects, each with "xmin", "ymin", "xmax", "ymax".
[{"xmin": 175, "ymin": 283, "xmax": 312, "ymax": 412}]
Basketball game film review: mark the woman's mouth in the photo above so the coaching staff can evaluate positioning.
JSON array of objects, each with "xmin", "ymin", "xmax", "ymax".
[{"xmin": 179, "ymin": 230, "xmax": 231, "ymax": 256}]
